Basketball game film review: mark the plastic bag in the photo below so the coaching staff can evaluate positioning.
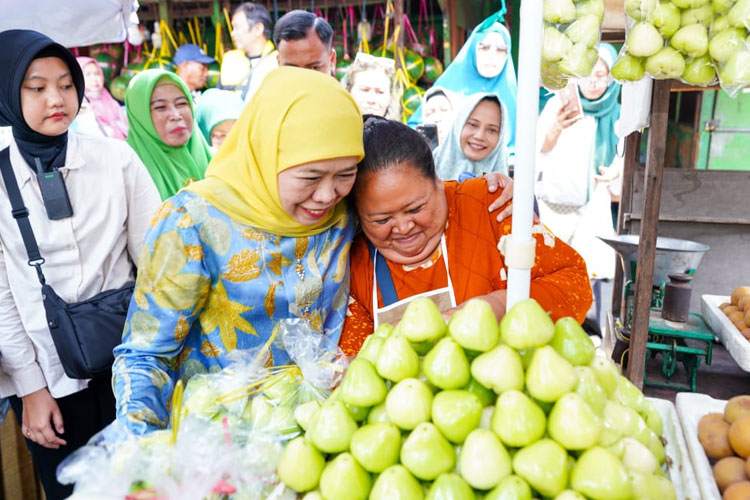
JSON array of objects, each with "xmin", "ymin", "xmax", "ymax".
[
  {"xmin": 61, "ymin": 320, "xmax": 347, "ymax": 499},
  {"xmin": 610, "ymin": 0, "xmax": 750, "ymax": 94},
  {"xmin": 541, "ymin": 0, "xmax": 605, "ymax": 90}
]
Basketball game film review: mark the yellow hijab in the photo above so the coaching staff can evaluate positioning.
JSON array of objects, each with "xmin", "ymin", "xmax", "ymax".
[{"xmin": 187, "ymin": 67, "xmax": 364, "ymax": 237}]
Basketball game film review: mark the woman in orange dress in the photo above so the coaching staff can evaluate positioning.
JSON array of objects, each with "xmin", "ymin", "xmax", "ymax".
[{"xmin": 339, "ymin": 117, "xmax": 592, "ymax": 356}]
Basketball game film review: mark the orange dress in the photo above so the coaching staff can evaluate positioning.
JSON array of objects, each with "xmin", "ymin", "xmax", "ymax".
[{"xmin": 338, "ymin": 178, "xmax": 593, "ymax": 357}]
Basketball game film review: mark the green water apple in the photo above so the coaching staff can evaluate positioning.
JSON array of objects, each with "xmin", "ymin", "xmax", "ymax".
[
  {"xmin": 385, "ymin": 377, "xmax": 433, "ymax": 430},
  {"xmin": 339, "ymin": 358, "xmax": 387, "ymax": 407},
  {"xmin": 306, "ymin": 399, "xmax": 357, "ymax": 453},
  {"xmin": 500, "ymin": 299, "xmax": 555, "ymax": 349},
  {"xmin": 512, "ymin": 439, "xmax": 568, "ymax": 498},
  {"xmin": 471, "ymin": 344, "xmax": 524, "ymax": 394},
  {"xmin": 709, "ymin": 28, "xmax": 746, "ymax": 62},
  {"xmin": 426, "ymin": 473, "xmax": 476, "ymax": 500},
  {"xmin": 491, "ymin": 390, "xmax": 547, "ymax": 447},
  {"xmin": 566, "ymin": 14, "xmax": 601, "ymax": 47},
  {"xmin": 393, "ymin": 297, "xmax": 446, "ymax": 343},
  {"xmin": 294, "ymin": 400, "xmax": 321, "ymax": 431},
  {"xmin": 350, "ymin": 422, "xmax": 401, "ymax": 473},
  {"xmin": 525, "ymin": 346, "xmax": 578, "ymax": 403},
  {"xmin": 358, "ymin": 335, "xmax": 384, "ymax": 365},
  {"xmin": 544, "ymin": 0, "xmax": 577, "ymax": 23},
  {"xmin": 448, "ymin": 298, "xmax": 500, "ymax": 352},
  {"xmin": 589, "ymin": 356, "xmax": 619, "ymax": 395},
  {"xmin": 319, "ymin": 452, "xmax": 371, "ymax": 500},
  {"xmin": 682, "ymin": 55, "xmax": 716, "ymax": 84},
  {"xmin": 400, "ymin": 422, "xmax": 456, "ymax": 480},
  {"xmin": 548, "ymin": 393, "xmax": 602, "ymax": 450},
  {"xmin": 369, "ymin": 465, "xmax": 424, "ymax": 500},
  {"xmin": 277, "ymin": 437, "xmax": 325, "ymax": 492},
  {"xmin": 611, "ymin": 54, "xmax": 646, "ymax": 81},
  {"xmin": 368, "ymin": 402, "xmax": 390, "ymax": 424},
  {"xmin": 570, "ymin": 447, "xmax": 632, "ymax": 500},
  {"xmin": 459, "ymin": 428, "xmax": 512, "ymax": 489},
  {"xmin": 485, "ymin": 475, "xmax": 532, "ymax": 500},
  {"xmin": 423, "ymin": 337, "xmax": 471, "ymax": 390},
  {"xmin": 670, "ymin": 24, "xmax": 708, "ymax": 57},
  {"xmin": 626, "ymin": 22, "xmax": 664, "ymax": 57},
  {"xmin": 577, "ymin": 0, "xmax": 606, "ymax": 20},
  {"xmin": 559, "ymin": 42, "xmax": 599, "ymax": 76},
  {"xmin": 626, "ymin": 0, "xmax": 658, "ymax": 20},
  {"xmin": 714, "ymin": 0, "xmax": 738, "ymax": 13},
  {"xmin": 550, "ymin": 317, "xmax": 595, "ymax": 366},
  {"xmin": 376, "ymin": 334, "xmax": 420, "ymax": 382},
  {"xmin": 432, "ymin": 390, "xmax": 483, "ymax": 443},
  {"xmin": 574, "ymin": 366, "xmax": 607, "ymax": 414},
  {"xmin": 645, "ymin": 47, "xmax": 686, "ymax": 78},
  {"xmin": 718, "ymin": 49, "xmax": 750, "ymax": 85},
  {"xmin": 651, "ymin": 1, "xmax": 681, "ymax": 37}
]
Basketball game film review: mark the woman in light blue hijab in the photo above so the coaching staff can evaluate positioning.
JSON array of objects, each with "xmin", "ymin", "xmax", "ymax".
[
  {"xmin": 409, "ymin": 11, "xmax": 517, "ymax": 154},
  {"xmin": 433, "ymin": 92, "xmax": 509, "ymax": 181},
  {"xmin": 194, "ymin": 88, "xmax": 244, "ymax": 149}
]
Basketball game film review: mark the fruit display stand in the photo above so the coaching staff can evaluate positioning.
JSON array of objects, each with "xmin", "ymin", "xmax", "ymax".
[
  {"xmin": 675, "ymin": 392, "xmax": 727, "ymax": 500},
  {"xmin": 647, "ymin": 396, "xmax": 702, "ymax": 500},
  {"xmin": 614, "ymin": 76, "xmax": 750, "ymax": 389},
  {"xmin": 702, "ymin": 295, "xmax": 750, "ymax": 372}
]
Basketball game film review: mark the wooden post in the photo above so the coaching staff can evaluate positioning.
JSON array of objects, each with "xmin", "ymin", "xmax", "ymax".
[
  {"xmin": 612, "ymin": 131, "xmax": 641, "ymax": 318},
  {"xmin": 394, "ymin": 0, "xmax": 405, "ymax": 71},
  {"xmin": 448, "ymin": 0, "xmax": 461, "ymax": 60},
  {"xmin": 626, "ymin": 79, "xmax": 670, "ymax": 389}
]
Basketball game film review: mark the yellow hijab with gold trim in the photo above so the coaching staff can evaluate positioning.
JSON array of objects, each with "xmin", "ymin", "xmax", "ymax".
[{"xmin": 187, "ymin": 67, "xmax": 364, "ymax": 237}]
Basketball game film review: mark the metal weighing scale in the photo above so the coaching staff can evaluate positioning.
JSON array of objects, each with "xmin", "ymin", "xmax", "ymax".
[{"xmin": 600, "ymin": 235, "xmax": 712, "ymax": 392}]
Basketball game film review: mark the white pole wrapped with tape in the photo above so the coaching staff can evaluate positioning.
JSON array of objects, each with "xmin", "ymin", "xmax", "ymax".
[{"xmin": 503, "ymin": 0, "xmax": 543, "ymax": 309}]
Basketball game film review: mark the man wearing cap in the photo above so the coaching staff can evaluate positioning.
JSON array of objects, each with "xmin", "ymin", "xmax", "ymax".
[{"xmin": 174, "ymin": 43, "xmax": 216, "ymax": 101}]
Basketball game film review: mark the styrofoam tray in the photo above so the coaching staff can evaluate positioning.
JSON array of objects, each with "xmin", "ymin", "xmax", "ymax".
[
  {"xmin": 675, "ymin": 392, "xmax": 726, "ymax": 500},
  {"xmin": 647, "ymin": 397, "xmax": 701, "ymax": 500},
  {"xmin": 702, "ymin": 294, "xmax": 750, "ymax": 372}
]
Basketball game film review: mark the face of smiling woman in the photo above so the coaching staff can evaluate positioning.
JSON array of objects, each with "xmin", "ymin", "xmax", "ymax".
[
  {"xmin": 459, "ymin": 98, "xmax": 502, "ymax": 162},
  {"xmin": 277, "ymin": 156, "xmax": 359, "ymax": 226}
]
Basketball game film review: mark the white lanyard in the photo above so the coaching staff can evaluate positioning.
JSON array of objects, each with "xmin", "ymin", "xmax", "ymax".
[{"xmin": 371, "ymin": 236, "xmax": 456, "ymax": 329}]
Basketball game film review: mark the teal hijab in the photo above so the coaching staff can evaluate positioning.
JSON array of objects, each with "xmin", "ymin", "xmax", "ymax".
[
  {"xmin": 580, "ymin": 43, "xmax": 621, "ymax": 170},
  {"xmin": 194, "ymin": 88, "xmax": 244, "ymax": 145},
  {"xmin": 433, "ymin": 92, "xmax": 509, "ymax": 180}
]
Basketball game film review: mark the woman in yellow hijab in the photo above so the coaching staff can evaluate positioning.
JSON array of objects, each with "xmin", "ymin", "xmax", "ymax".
[{"xmin": 112, "ymin": 67, "xmax": 364, "ymax": 434}]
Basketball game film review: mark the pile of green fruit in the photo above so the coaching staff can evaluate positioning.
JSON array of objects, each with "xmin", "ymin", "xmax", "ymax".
[
  {"xmin": 276, "ymin": 298, "xmax": 676, "ymax": 500},
  {"xmin": 612, "ymin": 0, "xmax": 750, "ymax": 93},
  {"xmin": 541, "ymin": 0, "xmax": 606, "ymax": 89}
]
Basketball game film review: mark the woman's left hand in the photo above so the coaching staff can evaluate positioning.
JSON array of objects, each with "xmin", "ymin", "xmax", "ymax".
[{"xmin": 484, "ymin": 173, "xmax": 514, "ymax": 222}]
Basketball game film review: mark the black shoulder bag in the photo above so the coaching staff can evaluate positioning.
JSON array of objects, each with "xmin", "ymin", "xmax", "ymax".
[{"xmin": 0, "ymin": 148, "xmax": 133, "ymax": 379}]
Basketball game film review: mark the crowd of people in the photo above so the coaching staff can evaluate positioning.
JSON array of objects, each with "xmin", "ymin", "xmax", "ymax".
[{"xmin": 0, "ymin": 3, "xmax": 624, "ymax": 498}]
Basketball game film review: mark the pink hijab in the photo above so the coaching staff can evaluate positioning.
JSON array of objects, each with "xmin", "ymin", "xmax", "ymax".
[{"xmin": 76, "ymin": 57, "xmax": 128, "ymax": 139}]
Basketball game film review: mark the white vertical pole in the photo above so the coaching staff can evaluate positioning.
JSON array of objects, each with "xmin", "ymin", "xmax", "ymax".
[{"xmin": 505, "ymin": 0, "xmax": 543, "ymax": 309}]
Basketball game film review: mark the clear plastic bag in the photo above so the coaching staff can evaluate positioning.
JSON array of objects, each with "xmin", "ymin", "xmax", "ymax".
[
  {"xmin": 541, "ymin": 0, "xmax": 605, "ymax": 90},
  {"xmin": 610, "ymin": 0, "xmax": 750, "ymax": 94},
  {"xmin": 60, "ymin": 320, "xmax": 347, "ymax": 499}
]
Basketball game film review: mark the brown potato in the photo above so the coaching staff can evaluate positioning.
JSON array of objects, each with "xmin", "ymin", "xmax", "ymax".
[
  {"xmin": 726, "ymin": 306, "xmax": 741, "ymax": 316},
  {"xmin": 742, "ymin": 329, "xmax": 750, "ymax": 341},
  {"xmin": 726, "ymin": 396, "xmax": 750, "ymax": 424},
  {"xmin": 735, "ymin": 319, "xmax": 749, "ymax": 332},
  {"xmin": 746, "ymin": 309, "xmax": 750, "ymax": 326},
  {"xmin": 732, "ymin": 287, "xmax": 750, "ymax": 305},
  {"xmin": 723, "ymin": 481, "xmax": 750, "ymax": 500},
  {"xmin": 722, "ymin": 303, "xmax": 734, "ymax": 311},
  {"xmin": 738, "ymin": 296, "xmax": 750, "ymax": 313},
  {"xmin": 715, "ymin": 457, "xmax": 748, "ymax": 492},
  {"xmin": 729, "ymin": 311, "xmax": 746, "ymax": 324},
  {"xmin": 746, "ymin": 457, "xmax": 750, "ymax": 483},
  {"xmin": 729, "ymin": 416, "xmax": 750, "ymax": 459},
  {"xmin": 700, "ymin": 414, "xmax": 736, "ymax": 460}
]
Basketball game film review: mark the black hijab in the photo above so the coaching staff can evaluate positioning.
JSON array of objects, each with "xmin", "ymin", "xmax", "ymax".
[{"xmin": 0, "ymin": 29, "xmax": 84, "ymax": 171}]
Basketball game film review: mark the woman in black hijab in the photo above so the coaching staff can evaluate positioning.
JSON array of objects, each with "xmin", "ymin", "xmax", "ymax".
[{"xmin": 0, "ymin": 30, "xmax": 161, "ymax": 499}]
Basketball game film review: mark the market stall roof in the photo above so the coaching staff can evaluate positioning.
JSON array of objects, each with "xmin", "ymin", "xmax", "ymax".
[{"xmin": 0, "ymin": 0, "xmax": 137, "ymax": 47}]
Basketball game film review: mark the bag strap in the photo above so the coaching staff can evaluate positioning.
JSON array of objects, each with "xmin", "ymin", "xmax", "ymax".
[
  {"xmin": 367, "ymin": 239, "xmax": 399, "ymax": 307},
  {"xmin": 0, "ymin": 148, "xmax": 47, "ymax": 285}
]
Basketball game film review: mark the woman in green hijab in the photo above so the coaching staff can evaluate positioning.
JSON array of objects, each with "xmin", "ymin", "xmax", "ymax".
[{"xmin": 125, "ymin": 69, "xmax": 213, "ymax": 199}]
